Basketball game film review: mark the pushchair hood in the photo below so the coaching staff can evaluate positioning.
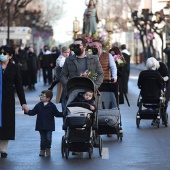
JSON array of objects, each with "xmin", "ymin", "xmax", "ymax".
[{"xmin": 66, "ymin": 76, "xmax": 95, "ymax": 98}]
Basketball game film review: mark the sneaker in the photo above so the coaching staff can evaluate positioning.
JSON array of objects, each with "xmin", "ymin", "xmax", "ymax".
[
  {"xmin": 39, "ymin": 150, "xmax": 45, "ymax": 156},
  {"xmin": 1, "ymin": 152, "xmax": 7, "ymax": 158},
  {"xmin": 46, "ymin": 148, "xmax": 51, "ymax": 157}
]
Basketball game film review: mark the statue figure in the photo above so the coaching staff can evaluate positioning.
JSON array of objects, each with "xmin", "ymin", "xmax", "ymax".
[{"xmin": 83, "ymin": 0, "xmax": 99, "ymax": 36}]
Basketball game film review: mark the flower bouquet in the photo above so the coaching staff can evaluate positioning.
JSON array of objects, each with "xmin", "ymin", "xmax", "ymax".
[
  {"xmin": 81, "ymin": 33, "xmax": 107, "ymax": 51},
  {"xmin": 113, "ymin": 54, "xmax": 126, "ymax": 67},
  {"xmin": 80, "ymin": 70, "xmax": 98, "ymax": 81}
]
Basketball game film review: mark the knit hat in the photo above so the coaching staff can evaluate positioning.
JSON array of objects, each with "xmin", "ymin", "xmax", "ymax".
[
  {"xmin": 41, "ymin": 90, "xmax": 53, "ymax": 100},
  {"xmin": 0, "ymin": 45, "xmax": 15, "ymax": 56}
]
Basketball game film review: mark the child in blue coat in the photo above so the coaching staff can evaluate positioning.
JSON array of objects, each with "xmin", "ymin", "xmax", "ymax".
[{"xmin": 24, "ymin": 90, "xmax": 62, "ymax": 157}]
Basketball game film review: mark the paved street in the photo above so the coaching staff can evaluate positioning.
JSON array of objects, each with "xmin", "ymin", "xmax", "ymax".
[{"xmin": 1, "ymin": 65, "xmax": 170, "ymax": 170}]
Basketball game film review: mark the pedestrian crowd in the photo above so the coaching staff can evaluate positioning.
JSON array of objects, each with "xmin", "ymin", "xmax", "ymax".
[{"xmin": 1, "ymin": 36, "xmax": 170, "ymax": 158}]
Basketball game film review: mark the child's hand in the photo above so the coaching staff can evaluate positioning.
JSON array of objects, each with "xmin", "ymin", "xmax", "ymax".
[{"xmin": 90, "ymin": 105, "xmax": 95, "ymax": 111}]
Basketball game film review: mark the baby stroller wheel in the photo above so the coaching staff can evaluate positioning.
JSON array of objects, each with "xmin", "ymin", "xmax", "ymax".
[
  {"xmin": 65, "ymin": 147, "xmax": 69, "ymax": 159},
  {"xmin": 98, "ymin": 136, "xmax": 102, "ymax": 156},
  {"xmin": 119, "ymin": 126, "xmax": 123, "ymax": 141},
  {"xmin": 136, "ymin": 117, "xmax": 140, "ymax": 128},
  {"xmin": 156, "ymin": 119, "xmax": 160, "ymax": 128},
  {"xmin": 61, "ymin": 136, "xmax": 65, "ymax": 157},
  {"xmin": 88, "ymin": 147, "xmax": 93, "ymax": 159}
]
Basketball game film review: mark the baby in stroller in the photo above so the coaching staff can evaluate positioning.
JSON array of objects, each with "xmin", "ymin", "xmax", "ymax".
[
  {"xmin": 71, "ymin": 90, "xmax": 96, "ymax": 111},
  {"xmin": 61, "ymin": 77, "xmax": 102, "ymax": 159}
]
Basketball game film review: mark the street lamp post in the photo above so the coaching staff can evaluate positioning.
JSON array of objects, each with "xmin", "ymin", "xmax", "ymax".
[
  {"xmin": 105, "ymin": 18, "xmax": 113, "ymax": 50},
  {"xmin": 6, "ymin": 0, "xmax": 11, "ymax": 44},
  {"xmin": 73, "ymin": 17, "xmax": 80, "ymax": 39}
]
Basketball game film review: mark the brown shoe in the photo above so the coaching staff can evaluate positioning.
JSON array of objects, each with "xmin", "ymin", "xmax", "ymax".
[
  {"xmin": 39, "ymin": 150, "xmax": 45, "ymax": 156},
  {"xmin": 46, "ymin": 148, "xmax": 51, "ymax": 157},
  {"xmin": 107, "ymin": 134, "xmax": 112, "ymax": 137}
]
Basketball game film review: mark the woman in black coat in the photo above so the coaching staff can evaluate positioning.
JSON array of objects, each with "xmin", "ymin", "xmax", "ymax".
[
  {"xmin": 146, "ymin": 57, "xmax": 169, "ymax": 125},
  {"xmin": 0, "ymin": 45, "xmax": 28, "ymax": 158},
  {"xmin": 27, "ymin": 48, "xmax": 37, "ymax": 90},
  {"xmin": 109, "ymin": 47, "xmax": 127, "ymax": 104}
]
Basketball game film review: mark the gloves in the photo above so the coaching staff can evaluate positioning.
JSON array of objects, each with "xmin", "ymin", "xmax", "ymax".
[{"xmin": 163, "ymin": 76, "xmax": 169, "ymax": 81}]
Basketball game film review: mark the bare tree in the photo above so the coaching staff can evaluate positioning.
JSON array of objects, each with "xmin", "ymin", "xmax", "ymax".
[
  {"xmin": 0, "ymin": 0, "xmax": 33, "ymax": 26},
  {"xmin": 0, "ymin": 0, "xmax": 65, "ymax": 27},
  {"xmin": 41, "ymin": 0, "xmax": 65, "ymax": 25},
  {"xmin": 97, "ymin": 0, "xmax": 141, "ymax": 31}
]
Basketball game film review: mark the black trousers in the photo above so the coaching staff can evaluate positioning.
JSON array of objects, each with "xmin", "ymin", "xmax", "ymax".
[{"xmin": 42, "ymin": 67, "xmax": 53, "ymax": 84}]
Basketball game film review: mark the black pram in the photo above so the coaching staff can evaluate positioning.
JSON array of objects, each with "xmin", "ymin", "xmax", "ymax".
[
  {"xmin": 61, "ymin": 77, "xmax": 102, "ymax": 159},
  {"xmin": 137, "ymin": 70, "xmax": 168, "ymax": 128},
  {"xmin": 96, "ymin": 80, "xmax": 123, "ymax": 141}
]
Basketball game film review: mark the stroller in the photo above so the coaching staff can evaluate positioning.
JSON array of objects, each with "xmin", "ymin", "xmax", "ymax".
[
  {"xmin": 96, "ymin": 80, "xmax": 123, "ymax": 141},
  {"xmin": 61, "ymin": 77, "xmax": 102, "ymax": 159},
  {"xmin": 137, "ymin": 70, "xmax": 168, "ymax": 128}
]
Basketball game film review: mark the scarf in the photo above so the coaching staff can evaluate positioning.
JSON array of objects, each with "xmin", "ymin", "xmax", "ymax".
[{"xmin": 0, "ymin": 65, "xmax": 2, "ymax": 127}]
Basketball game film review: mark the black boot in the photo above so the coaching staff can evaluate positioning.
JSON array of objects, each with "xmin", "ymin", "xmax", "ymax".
[{"xmin": 1, "ymin": 152, "xmax": 7, "ymax": 158}]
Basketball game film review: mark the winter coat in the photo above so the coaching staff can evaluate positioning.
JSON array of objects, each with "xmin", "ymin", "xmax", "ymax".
[
  {"xmin": 25, "ymin": 102, "xmax": 62, "ymax": 131},
  {"xmin": 71, "ymin": 92, "xmax": 96, "ymax": 110},
  {"xmin": 27, "ymin": 52, "xmax": 37, "ymax": 84},
  {"xmin": 60, "ymin": 54, "xmax": 104, "ymax": 90},
  {"xmin": 38, "ymin": 51, "xmax": 53, "ymax": 68},
  {"xmin": 121, "ymin": 49, "xmax": 130, "ymax": 71},
  {"xmin": 0, "ymin": 61, "xmax": 26, "ymax": 140},
  {"xmin": 17, "ymin": 49, "xmax": 28, "ymax": 70}
]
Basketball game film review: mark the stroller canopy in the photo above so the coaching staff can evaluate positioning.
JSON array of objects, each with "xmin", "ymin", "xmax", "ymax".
[
  {"xmin": 138, "ymin": 70, "xmax": 164, "ymax": 89},
  {"xmin": 66, "ymin": 77, "xmax": 95, "ymax": 97}
]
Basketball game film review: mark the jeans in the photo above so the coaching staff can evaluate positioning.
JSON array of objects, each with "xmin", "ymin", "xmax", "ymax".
[{"xmin": 39, "ymin": 130, "xmax": 52, "ymax": 150}]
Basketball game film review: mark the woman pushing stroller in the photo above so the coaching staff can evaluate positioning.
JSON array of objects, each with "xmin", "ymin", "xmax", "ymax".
[{"xmin": 146, "ymin": 57, "xmax": 169, "ymax": 125}]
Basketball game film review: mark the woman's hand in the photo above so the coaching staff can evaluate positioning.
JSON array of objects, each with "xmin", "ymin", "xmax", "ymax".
[{"xmin": 22, "ymin": 104, "xmax": 29, "ymax": 113}]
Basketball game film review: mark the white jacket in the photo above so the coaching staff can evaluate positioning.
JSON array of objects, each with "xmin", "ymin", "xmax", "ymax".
[{"xmin": 56, "ymin": 54, "xmax": 66, "ymax": 67}]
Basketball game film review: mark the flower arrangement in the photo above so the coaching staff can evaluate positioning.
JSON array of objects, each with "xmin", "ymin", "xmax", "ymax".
[
  {"xmin": 113, "ymin": 54, "xmax": 126, "ymax": 67},
  {"xmin": 80, "ymin": 70, "xmax": 98, "ymax": 81},
  {"xmin": 81, "ymin": 33, "xmax": 107, "ymax": 50}
]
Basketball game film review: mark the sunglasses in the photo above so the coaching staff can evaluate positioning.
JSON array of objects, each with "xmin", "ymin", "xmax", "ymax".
[
  {"xmin": 39, "ymin": 94, "xmax": 47, "ymax": 98},
  {"xmin": 0, "ymin": 52, "xmax": 7, "ymax": 55}
]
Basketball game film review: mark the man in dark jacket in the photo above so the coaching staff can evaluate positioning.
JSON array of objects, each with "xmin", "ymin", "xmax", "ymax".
[
  {"xmin": 17, "ymin": 43, "xmax": 28, "ymax": 86},
  {"xmin": 51, "ymin": 46, "xmax": 60, "ymax": 69},
  {"xmin": 38, "ymin": 45, "xmax": 53, "ymax": 85},
  {"xmin": 120, "ymin": 44, "xmax": 131, "ymax": 94},
  {"xmin": 60, "ymin": 38, "xmax": 104, "ymax": 112}
]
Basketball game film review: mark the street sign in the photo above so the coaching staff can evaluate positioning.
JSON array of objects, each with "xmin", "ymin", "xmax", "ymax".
[{"xmin": 146, "ymin": 32, "xmax": 154, "ymax": 41}]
